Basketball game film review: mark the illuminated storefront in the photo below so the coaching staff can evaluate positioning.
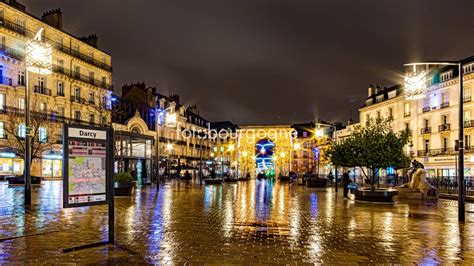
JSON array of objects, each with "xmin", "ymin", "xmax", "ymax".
[
  {"xmin": 41, "ymin": 150, "xmax": 62, "ymax": 178},
  {"xmin": 115, "ymin": 131, "xmax": 153, "ymax": 185},
  {"xmin": 0, "ymin": 149, "xmax": 23, "ymax": 177}
]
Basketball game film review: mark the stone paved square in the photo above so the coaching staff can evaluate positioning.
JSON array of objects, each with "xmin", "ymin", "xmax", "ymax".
[{"xmin": 1, "ymin": 179, "xmax": 474, "ymax": 264}]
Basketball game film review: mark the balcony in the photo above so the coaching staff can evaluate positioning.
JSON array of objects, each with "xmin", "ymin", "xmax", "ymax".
[
  {"xmin": 417, "ymin": 148, "xmax": 455, "ymax": 157},
  {"xmin": 422, "ymin": 106, "xmax": 430, "ymax": 113},
  {"xmin": 464, "ymin": 96, "xmax": 472, "ymax": 103},
  {"xmin": 70, "ymin": 95, "xmax": 86, "ymax": 104},
  {"xmin": 52, "ymin": 65, "xmax": 112, "ymax": 90},
  {"xmin": 464, "ymin": 120, "xmax": 474, "ymax": 128},
  {"xmin": 34, "ymin": 86, "xmax": 51, "ymax": 96},
  {"xmin": 404, "ymin": 112, "xmax": 411, "ymax": 117},
  {"xmin": 56, "ymin": 91, "xmax": 65, "ymax": 97},
  {"xmin": 440, "ymin": 102, "xmax": 450, "ymax": 109},
  {"xmin": 420, "ymin": 127, "xmax": 431, "ymax": 134},
  {"xmin": 438, "ymin": 124, "xmax": 451, "ymax": 132}
]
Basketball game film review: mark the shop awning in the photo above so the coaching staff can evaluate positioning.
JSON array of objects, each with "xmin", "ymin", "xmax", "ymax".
[
  {"xmin": 0, "ymin": 147, "xmax": 19, "ymax": 158},
  {"xmin": 42, "ymin": 150, "xmax": 63, "ymax": 160}
]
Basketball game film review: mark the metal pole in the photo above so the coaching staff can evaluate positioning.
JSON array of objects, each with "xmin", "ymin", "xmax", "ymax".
[
  {"xmin": 24, "ymin": 69, "xmax": 31, "ymax": 206},
  {"xmin": 335, "ymin": 165, "xmax": 338, "ymax": 192},
  {"xmin": 458, "ymin": 63, "xmax": 465, "ymax": 222},
  {"xmin": 199, "ymin": 138, "xmax": 203, "ymax": 184},
  {"xmin": 156, "ymin": 122, "xmax": 160, "ymax": 191}
]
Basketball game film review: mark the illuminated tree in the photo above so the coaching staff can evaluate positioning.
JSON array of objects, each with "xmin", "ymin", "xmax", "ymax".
[{"xmin": 327, "ymin": 117, "xmax": 410, "ymax": 190}]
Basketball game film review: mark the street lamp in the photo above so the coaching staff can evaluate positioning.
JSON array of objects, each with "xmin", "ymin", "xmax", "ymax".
[
  {"xmin": 404, "ymin": 60, "xmax": 466, "ymax": 222},
  {"xmin": 155, "ymin": 106, "xmax": 175, "ymax": 190},
  {"xmin": 24, "ymin": 28, "xmax": 52, "ymax": 206},
  {"xmin": 315, "ymin": 123, "xmax": 338, "ymax": 192}
]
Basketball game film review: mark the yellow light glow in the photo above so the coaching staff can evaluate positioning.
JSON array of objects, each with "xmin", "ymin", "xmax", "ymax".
[
  {"xmin": 26, "ymin": 28, "xmax": 52, "ymax": 75},
  {"xmin": 166, "ymin": 143, "xmax": 173, "ymax": 151},
  {"xmin": 404, "ymin": 70, "xmax": 427, "ymax": 100},
  {"xmin": 315, "ymin": 128, "xmax": 324, "ymax": 138},
  {"xmin": 272, "ymin": 156, "xmax": 277, "ymax": 161},
  {"xmin": 470, "ymin": 156, "xmax": 474, "ymax": 163},
  {"xmin": 294, "ymin": 143, "xmax": 301, "ymax": 150},
  {"xmin": 228, "ymin": 144, "xmax": 235, "ymax": 152},
  {"xmin": 165, "ymin": 112, "xmax": 177, "ymax": 126},
  {"xmin": 242, "ymin": 151, "xmax": 248, "ymax": 157},
  {"xmin": 280, "ymin": 152, "xmax": 286, "ymax": 158}
]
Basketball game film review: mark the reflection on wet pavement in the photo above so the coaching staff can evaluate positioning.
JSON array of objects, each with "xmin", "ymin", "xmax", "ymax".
[{"xmin": 1, "ymin": 179, "xmax": 474, "ymax": 264}]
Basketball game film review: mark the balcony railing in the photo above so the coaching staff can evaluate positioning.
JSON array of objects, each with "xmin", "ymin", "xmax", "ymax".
[
  {"xmin": 464, "ymin": 96, "xmax": 472, "ymax": 103},
  {"xmin": 404, "ymin": 112, "xmax": 411, "ymax": 117},
  {"xmin": 0, "ymin": 17, "xmax": 112, "ymax": 72},
  {"xmin": 70, "ymin": 95, "xmax": 86, "ymax": 104},
  {"xmin": 438, "ymin": 124, "xmax": 451, "ymax": 132},
  {"xmin": 52, "ymin": 65, "xmax": 112, "ymax": 90},
  {"xmin": 34, "ymin": 86, "xmax": 51, "ymax": 96},
  {"xmin": 417, "ymin": 148, "xmax": 455, "ymax": 157},
  {"xmin": 422, "ymin": 106, "xmax": 430, "ymax": 113},
  {"xmin": 440, "ymin": 102, "xmax": 450, "ymax": 109},
  {"xmin": 420, "ymin": 127, "xmax": 431, "ymax": 134}
]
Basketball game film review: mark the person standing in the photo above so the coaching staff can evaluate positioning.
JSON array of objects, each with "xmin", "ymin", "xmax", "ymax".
[{"xmin": 343, "ymin": 171, "xmax": 351, "ymax": 198}]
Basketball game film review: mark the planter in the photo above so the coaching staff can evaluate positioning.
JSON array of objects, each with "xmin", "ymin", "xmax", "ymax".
[
  {"xmin": 7, "ymin": 175, "xmax": 42, "ymax": 185},
  {"xmin": 114, "ymin": 181, "xmax": 133, "ymax": 196},
  {"xmin": 351, "ymin": 188, "xmax": 399, "ymax": 203},
  {"xmin": 306, "ymin": 177, "xmax": 328, "ymax": 188}
]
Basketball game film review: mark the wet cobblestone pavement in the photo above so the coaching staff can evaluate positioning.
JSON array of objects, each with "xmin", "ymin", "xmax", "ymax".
[{"xmin": 1, "ymin": 179, "xmax": 474, "ymax": 264}]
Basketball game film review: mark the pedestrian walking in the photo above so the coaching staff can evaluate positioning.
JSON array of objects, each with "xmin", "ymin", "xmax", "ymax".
[{"xmin": 343, "ymin": 171, "xmax": 351, "ymax": 198}]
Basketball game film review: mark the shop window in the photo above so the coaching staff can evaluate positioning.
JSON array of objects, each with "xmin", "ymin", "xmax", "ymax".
[
  {"xmin": 0, "ymin": 121, "xmax": 4, "ymax": 138},
  {"xmin": 18, "ymin": 97, "xmax": 25, "ymax": 112},
  {"xmin": 39, "ymin": 127, "xmax": 47, "ymax": 143},
  {"xmin": 0, "ymin": 93, "xmax": 5, "ymax": 111}
]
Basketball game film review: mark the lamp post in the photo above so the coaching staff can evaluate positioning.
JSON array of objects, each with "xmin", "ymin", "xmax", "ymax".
[
  {"xmin": 404, "ymin": 60, "xmax": 466, "ymax": 222},
  {"xmin": 315, "ymin": 123, "xmax": 338, "ymax": 192},
  {"xmin": 166, "ymin": 143, "xmax": 173, "ymax": 180},
  {"xmin": 155, "ymin": 106, "xmax": 175, "ymax": 190},
  {"xmin": 242, "ymin": 151, "xmax": 248, "ymax": 177},
  {"xmin": 24, "ymin": 28, "xmax": 52, "ymax": 206}
]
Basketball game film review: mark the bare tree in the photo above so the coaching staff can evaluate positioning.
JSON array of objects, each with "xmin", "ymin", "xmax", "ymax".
[{"xmin": 0, "ymin": 100, "xmax": 58, "ymax": 166}]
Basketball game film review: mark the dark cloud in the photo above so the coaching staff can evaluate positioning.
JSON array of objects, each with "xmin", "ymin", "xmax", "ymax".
[{"xmin": 23, "ymin": 0, "xmax": 474, "ymax": 124}]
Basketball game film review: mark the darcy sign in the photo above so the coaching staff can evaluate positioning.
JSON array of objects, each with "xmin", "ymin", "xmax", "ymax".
[{"xmin": 68, "ymin": 128, "xmax": 107, "ymax": 140}]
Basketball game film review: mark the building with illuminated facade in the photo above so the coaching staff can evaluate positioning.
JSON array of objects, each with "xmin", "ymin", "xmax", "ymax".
[
  {"xmin": 359, "ymin": 57, "xmax": 474, "ymax": 182},
  {"xmin": 0, "ymin": 1, "xmax": 112, "ymax": 179},
  {"xmin": 112, "ymin": 82, "xmax": 212, "ymax": 182}
]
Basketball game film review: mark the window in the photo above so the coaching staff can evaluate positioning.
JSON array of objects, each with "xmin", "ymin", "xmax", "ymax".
[
  {"xmin": 58, "ymin": 106, "xmax": 65, "ymax": 117},
  {"xmin": 441, "ymin": 91, "xmax": 449, "ymax": 105},
  {"xmin": 57, "ymin": 59, "xmax": 64, "ymax": 71},
  {"xmin": 427, "ymin": 78, "xmax": 434, "ymax": 87},
  {"xmin": 101, "ymin": 76, "xmax": 107, "ymax": 87},
  {"xmin": 440, "ymin": 71, "xmax": 453, "ymax": 82},
  {"xmin": 466, "ymin": 135, "xmax": 471, "ymax": 149},
  {"xmin": 39, "ymin": 102, "xmax": 47, "ymax": 112},
  {"xmin": 18, "ymin": 70, "xmax": 25, "ymax": 86},
  {"xmin": 74, "ymin": 87, "xmax": 81, "ymax": 101},
  {"xmin": 101, "ymin": 116, "xmax": 107, "ymax": 125},
  {"xmin": 102, "ymin": 95, "xmax": 108, "ymax": 109},
  {"xmin": 404, "ymin": 102, "xmax": 410, "ymax": 116},
  {"xmin": 423, "ymin": 98, "xmax": 430, "ymax": 109},
  {"xmin": 15, "ymin": 18, "xmax": 25, "ymax": 32},
  {"xmin": 89, "ymin": 114, "xmax": 95, "ymax": 124},
  {"xmin": 74, "ymin": 110, "xmax": 81, "ymax": 121},
  {"xmin": 464, "ymin": 110, "xmax": 471, "ymax": 124},
  {"xmin": 442, "ymin": 137, "xmax": 448, "ymax": 151},
  {"xmin": 73, "ymin": 66, "xmax": 80, "ymax": 78},
  {"xmin": 465, "ymin": 85, "xmax": 472, "ymax": 102},
  {"xmin": 376, "ymin": 111, "xmax": 381, "ymax": 119},
  {"xmin": 39, "ymin": 127, "xmax": 47, "ymax": 143},
  {"xmin": 405, "ymin": 122, "xmax": 410, "ymax": 130},
  {"xmin": 0, "ymin": 93, "xmax": 5, "ymax": 111},
  {"xmin": 18, "ymin": 124, "xmax": 26, "ymax": 138},
  {"xmin": 18, "ymin": 97, "xmax": 25, "ymax": 112},
  {"xmin": 463, "ymin": 63, "xmax": 474, "ymax": 74},
  {"xmin": 441, "ymin": 115, "xmax": 448, "ymax": 125},
  {"xmin": 89, "ymin": 71, "xmax": 94, "ymax": 82},
  {"xmin": 424, "ymin": 119, "xmax": 429, "ymax": 128},
  {"xmin": 72, "ymin": 43, "xmax": 79, "ymax": 53},
  {"xmin": 388, "ymin": 107, "xmax": 393, "ymax": 118},
  {"xmin": 376, "ymin": 95, "xmax": 384, "ymax": 103},
  {"xmin": 388, "ymin": 90, "xmax": 396, "ymax": 99},
  {"xmin": 0, "ymin": 121, "xmax": 3, "ymax": 138},
  {"xmin": 88, "ymin": 92, "xmax": 95, "ymax": 103},
  {"xmin": 365, "ymin": 114, "xmax": 370, "ymax": 124},
  {"xmin": 424, "ymin": 139, "xmax": 430, "ymax": 152},
  {"xmin": 57, "ymin": 81, "xmax": 64, "ymax": 96},
  {"xmin": 38, "ymin": 77, "xmax": 45, "ymax": 88}
]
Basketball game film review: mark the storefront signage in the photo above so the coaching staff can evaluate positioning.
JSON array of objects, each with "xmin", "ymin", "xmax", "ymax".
[{"xmin": 63, "ymin": 125, "xmax": 113, "ymax": 208}]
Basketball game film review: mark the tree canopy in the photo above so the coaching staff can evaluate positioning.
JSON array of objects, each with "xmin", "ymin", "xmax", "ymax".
[{"xmin": 327, "ymin": 117, "xmax": 410, "ymax": 189}]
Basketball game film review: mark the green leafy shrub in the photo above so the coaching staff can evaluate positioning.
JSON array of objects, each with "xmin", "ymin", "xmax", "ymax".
[{"xmin": 114, "ymin": 171, "xmax": 133, "ymax": 183}]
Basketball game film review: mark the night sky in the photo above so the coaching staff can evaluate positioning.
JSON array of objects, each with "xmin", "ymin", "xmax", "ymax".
[{"xmin": 23, "ymin": 0, "xmax": 474, "ymax": 125}]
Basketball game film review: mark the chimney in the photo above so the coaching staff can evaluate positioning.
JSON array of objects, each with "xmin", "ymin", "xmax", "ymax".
[
  {"xmin": 375, "ymin": 84, "xmax": 381, "ymax": 94},
  {"xmin": 42, "ymin": 8, "xmax": 62, "ymax": 30},
  {"xmin": 368, "ymin": 84, "xmax": 375, "ymax": 97},
  {"xmin": 79, "ymin": 34, "xmax": 99, "ymax": 48},
  {"xmin": 7, "ymin": 0, "xmax": 26, "ymax": 12}
]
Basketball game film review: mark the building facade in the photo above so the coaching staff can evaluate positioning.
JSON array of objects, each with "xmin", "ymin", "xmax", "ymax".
[
  {"xmin": 359, "ymin": 58, "xmax": 474, "ymax": 183},
  {"xmin": 0, "ymin": 1, "xmax": 112, "ymax": 178}
]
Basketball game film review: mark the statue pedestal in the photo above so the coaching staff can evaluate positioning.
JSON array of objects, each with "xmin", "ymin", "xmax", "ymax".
[{"xmin": 397, "ymin": 187, "xmax": 438, "ymax": 200}]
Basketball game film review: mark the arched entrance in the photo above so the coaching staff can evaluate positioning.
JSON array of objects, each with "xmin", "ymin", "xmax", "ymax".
[{"xmin": 255, "ymin": 139, "xmax": 275, "ymax": 177}]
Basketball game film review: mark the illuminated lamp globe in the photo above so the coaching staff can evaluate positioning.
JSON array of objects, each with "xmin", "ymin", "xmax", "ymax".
[
  {"xmin": 26, "ymin": 28, "xmax": 52, "ymax": 75},
  {"xmin": 404, "ymin": 71, "xmax": 427, "ymax": 100}
]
